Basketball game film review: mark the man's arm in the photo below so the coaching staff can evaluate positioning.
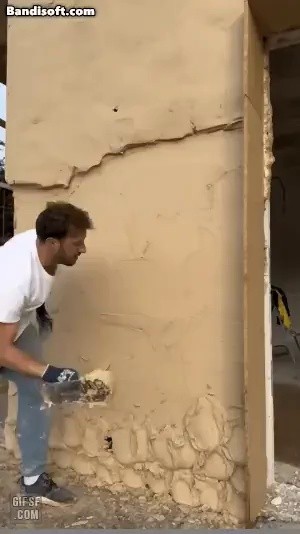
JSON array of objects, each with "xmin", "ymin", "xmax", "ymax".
[
  {"xmin": 0, "ymin": 322, "xmax": 47, "ymax": 377},
  {"xmin": 0, "ymin": 283, "xmax": 79, "ymax": 382},
  {"xmin": 0, "ymin": 284, "xmax": 46, "ymax": 376}
]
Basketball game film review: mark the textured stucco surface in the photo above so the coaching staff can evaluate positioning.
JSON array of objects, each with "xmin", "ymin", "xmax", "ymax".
[{"xmin": 5, "ymin": 0, "xmax": 246, "ymax": 522}]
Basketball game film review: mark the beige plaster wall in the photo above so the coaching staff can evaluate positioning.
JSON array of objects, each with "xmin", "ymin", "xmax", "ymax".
[{"xmin": 5, "ymin": 0, "xmax": 246, "ymax": 522}]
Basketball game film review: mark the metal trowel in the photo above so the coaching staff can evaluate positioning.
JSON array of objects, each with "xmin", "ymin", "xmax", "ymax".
[
  {"xmin": 41, "ymin": 369, "xmax": 112, "ymax": 406},
  {"xmin": 41, "ymin": 380, "xmax": 83, "ymax": 405}
]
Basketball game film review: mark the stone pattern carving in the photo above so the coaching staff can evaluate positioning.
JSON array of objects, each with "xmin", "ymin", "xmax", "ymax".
[{"xmin": 5, "ymin": 387, "xmax": 246, "ymax": 522}]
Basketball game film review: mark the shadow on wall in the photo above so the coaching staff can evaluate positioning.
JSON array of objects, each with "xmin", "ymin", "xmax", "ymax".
[{"xmin": 227, "ymin": 15, "xmax": 243, "ymax": 119}]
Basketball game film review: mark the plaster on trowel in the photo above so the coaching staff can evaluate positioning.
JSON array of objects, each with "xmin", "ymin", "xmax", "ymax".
[{"xmin": 41, "ymin": 369, "xmax": 112, "ymax": 407}]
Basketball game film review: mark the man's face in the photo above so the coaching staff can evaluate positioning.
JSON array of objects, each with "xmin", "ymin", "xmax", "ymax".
[{"xmin": 57, "ymin": 230, "xmax": 87, "ymax": 266}]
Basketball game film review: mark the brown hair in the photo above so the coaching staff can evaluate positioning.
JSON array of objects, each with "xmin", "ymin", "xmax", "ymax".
[{"xmin": 36, "ymin": 201, "xmax": 93, "ymax": 241}]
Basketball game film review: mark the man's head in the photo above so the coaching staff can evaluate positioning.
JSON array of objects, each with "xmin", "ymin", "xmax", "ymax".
[{"xmin": 36, "ymin": 202, "xmax": 93, "ymax": 267}]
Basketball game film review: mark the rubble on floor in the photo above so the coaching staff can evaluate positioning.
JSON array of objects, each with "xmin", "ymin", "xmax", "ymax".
[
  {"xmin": 256, "ymin": 463, "xmax": 300, "ymax": 528},
  {"xmin": 0, "ymin": 446, "xmax": 240, "ymax": 529}
]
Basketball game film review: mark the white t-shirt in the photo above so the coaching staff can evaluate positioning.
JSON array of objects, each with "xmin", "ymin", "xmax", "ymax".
[{"xmin": 0, "ymin": 229, "xmax": 55, "ymax": 340}]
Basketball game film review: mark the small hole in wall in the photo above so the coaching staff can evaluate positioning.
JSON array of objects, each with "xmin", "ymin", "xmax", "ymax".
[
  {"xmin": 104, "ymin": 436, "xmax": 113, "ymax": 450},
  {"xmin": 113, "ymin": 106, "xmax": 119, "ymax": 112}
]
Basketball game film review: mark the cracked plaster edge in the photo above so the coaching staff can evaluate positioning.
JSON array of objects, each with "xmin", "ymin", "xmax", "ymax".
[
  {"xmin": 8, "ymin": 117, "xmax": 243, "ymax": 191},
  {"xmin": 262, "ymin": 46, "xmax": 275, "ymax": 489},
  {"xmin": 263, "ymin": 51, "xmax": 275, "ymax": 203}
]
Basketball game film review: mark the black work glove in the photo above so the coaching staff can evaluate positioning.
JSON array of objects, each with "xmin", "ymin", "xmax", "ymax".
[{"xmin": 42, "ymin": 365, "xmax": 80, "ymax": 383}]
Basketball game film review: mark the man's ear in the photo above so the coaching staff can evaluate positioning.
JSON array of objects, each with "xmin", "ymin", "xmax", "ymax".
[{"xmin": 45, "ymin": 237, "xmax": 60, "ymax": 253}]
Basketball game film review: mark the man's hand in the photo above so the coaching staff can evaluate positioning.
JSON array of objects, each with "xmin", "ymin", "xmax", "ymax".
[{"xmin": 41, "ymin": 365, "xmax": 80, "ymax": 383}]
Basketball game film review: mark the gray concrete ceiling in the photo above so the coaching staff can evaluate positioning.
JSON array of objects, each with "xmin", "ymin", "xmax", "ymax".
[{"xmin": 270, "ymin": 43, "xmax": 300, "ymax": 178}]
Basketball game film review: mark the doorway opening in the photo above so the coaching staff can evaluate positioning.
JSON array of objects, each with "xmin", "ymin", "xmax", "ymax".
[{"xmin": 269, "ymin": 38, "xmax": 300, "ymax": 482}]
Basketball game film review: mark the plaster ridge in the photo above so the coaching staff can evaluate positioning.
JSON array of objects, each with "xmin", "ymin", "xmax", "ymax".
[{"xmin": 10, "ymin": 116, "xmax": 243, "ymax": 191}]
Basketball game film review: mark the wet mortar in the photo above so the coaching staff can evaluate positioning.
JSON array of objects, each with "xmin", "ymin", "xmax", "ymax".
[{"xmin": 80, "ymin": 378, "xmax": 111, "ymax": 403}]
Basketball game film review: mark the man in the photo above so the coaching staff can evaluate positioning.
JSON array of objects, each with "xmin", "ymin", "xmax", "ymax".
[{"xmin": 0, "ymin": 201, "xmax": 93, "ymax": 504}]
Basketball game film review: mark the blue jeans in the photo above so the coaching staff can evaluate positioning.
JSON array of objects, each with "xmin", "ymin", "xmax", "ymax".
[{"xmin": 0, "ymin": 324, "xmax": 52, "ymax": 476}]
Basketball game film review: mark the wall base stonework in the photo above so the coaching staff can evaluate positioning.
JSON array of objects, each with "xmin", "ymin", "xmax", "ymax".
[{"xmin": 5, "ymin": 382, "xmax": 246, "ymax": 522}]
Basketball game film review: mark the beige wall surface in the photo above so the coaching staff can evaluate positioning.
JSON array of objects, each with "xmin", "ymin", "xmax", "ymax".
[{"xmin": 5, "ymin": 0, "xmax": 246, "ymax": 522}]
